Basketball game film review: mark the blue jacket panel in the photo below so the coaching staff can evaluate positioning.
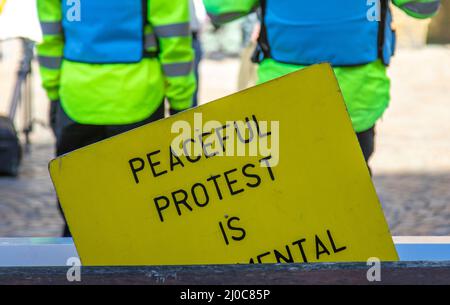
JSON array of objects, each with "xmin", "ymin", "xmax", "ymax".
[{"xmin": 62, "ymin": 0, "xmax": 144, "ymax": 64}]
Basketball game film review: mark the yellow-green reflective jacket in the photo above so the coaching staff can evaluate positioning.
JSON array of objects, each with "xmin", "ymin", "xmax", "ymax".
[{"xmin": 37, "ymin": 0, "xmax": 196, "ymax": 125}]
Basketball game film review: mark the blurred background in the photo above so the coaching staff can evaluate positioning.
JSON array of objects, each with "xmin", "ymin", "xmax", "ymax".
[{"xmin": 0, "ymin": 1, "xmax": 449, "ymax": 237}]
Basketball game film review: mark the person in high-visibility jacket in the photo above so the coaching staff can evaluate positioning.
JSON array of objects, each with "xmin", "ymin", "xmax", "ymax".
[
  {"xmin": 203, "ymin": 0, "xmax": 440, "ymax": 166},
  {"xmin": 37, "ymin": 0, "xmax": 196, "ymax": 236}
]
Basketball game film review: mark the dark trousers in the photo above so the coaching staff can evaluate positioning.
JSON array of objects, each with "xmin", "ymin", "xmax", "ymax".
[
  {"xmin": 356, "ymin": 126, "xmax": 375, "ymax": 173},
  {"xmin": 54, "ymin": 102, "xmax": 165, "ymax": 237}
]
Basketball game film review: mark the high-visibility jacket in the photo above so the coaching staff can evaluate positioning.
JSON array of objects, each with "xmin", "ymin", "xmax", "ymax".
[
  {"xmin": 37, "ymin": 0, "xmax": 196, "ymax": 125},
  {"xmin": 204, "ymin": 0, "xmax": 439, "ymax": 132}
]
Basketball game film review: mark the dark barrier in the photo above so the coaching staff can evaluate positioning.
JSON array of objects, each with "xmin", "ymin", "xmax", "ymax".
[{"xmin": 1, "ymin": 261, "xmax": 449, "ymax": 285}]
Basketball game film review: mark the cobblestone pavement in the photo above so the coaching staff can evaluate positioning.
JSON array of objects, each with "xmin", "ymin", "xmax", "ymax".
[{"xmin": 0, "ymin": 44, "xmax": 449, "ymax": 237}]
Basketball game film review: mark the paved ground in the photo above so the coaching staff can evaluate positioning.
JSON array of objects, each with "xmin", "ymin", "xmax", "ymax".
[{"xmin": 0, "ymin": 41, "xmax": 449, "ymax": 237}]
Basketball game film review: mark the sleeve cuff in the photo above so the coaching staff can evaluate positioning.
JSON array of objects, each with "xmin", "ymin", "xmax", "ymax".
[
  {"xmin": 168, "ymin": 99, "xmax": 194, "ymax": 111},
  {"xmin": 46, "ymin": 87, "xmax": 60, "ymax": 101}
]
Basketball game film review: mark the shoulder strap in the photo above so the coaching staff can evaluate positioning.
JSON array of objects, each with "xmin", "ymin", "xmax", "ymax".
[
  {"xmin": 377, "ymin": 0, "xmax": 388, "ymax": 62},
  {"xmin": 142, "ymin": 0, "xmax": 159, "ymax": 58},
  {"xmin": 142, "ymin": 0, "xmax": 148, "ymax": 26},
  {"xmin": 252, "ymin": 0, "xmax": 271, "ymax": 63}
]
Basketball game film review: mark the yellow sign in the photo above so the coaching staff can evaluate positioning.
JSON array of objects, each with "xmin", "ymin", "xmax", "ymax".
[{"xmin": 49, "ymin": 64, "xmax": 398, "ymax": 266}]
